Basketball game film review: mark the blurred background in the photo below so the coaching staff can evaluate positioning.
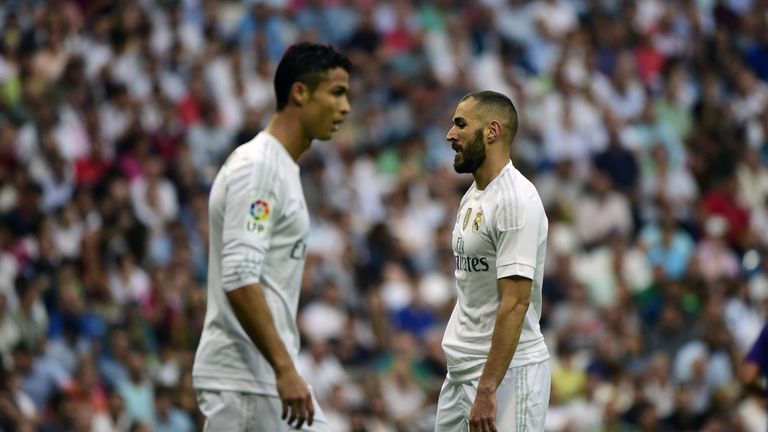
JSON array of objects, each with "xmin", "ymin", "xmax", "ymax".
[{"xmin": 0, "ymin": 0, "xmax": 767, "ymax": 430}]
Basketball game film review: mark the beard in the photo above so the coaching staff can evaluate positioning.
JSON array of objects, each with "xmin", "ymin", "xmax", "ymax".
[{"xmin": 453, "ymin": 129, "xmax": 486, "ymax": 174}]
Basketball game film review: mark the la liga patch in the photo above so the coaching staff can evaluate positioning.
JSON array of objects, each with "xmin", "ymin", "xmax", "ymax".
[
  {"xmin": 250, "ymin": 200, "xmax": 270, "ymax": 222},
  {"xmin": 246, "ymin": 199, "xmax": 270, "ymax": 235}
]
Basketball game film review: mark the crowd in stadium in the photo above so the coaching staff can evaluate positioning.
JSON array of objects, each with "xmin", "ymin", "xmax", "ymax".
[{"xmin": 0, "ymin": 0, "xmax": 767, "ymax": 430}]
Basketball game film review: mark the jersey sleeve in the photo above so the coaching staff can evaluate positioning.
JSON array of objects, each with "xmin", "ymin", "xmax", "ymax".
[
  {"xmin": 220, "ymin": 156, "xmax": 282, "ymax": 293},
  {"xmin": 494, "ymin": 193, "xmax": 543, "ymax": 281}
]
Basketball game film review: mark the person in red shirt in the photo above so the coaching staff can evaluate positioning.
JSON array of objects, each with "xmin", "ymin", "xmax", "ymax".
[
  {"xmin": 74, "ymin": 138, "xmax": 112, "ymax": 187},
  {"xmin": 700, "ymin": 175, "xmax": 750, "ymax": 249}
]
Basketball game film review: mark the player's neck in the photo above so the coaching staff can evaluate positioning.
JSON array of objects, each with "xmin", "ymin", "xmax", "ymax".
[
  {"xmin": 265, "ymin": 112, "xmax": 312, "ymax": 162},
  {"xmin": 473, "ymin": 155, "xmax": 510, "ymax": 191}
]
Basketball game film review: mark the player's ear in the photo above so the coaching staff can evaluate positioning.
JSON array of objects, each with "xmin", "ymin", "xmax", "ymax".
[
  {"xmin": 289, "ymin": 82, "xmax": 310, "ymax": 107},
  {"xmin": 487, "ymin": 120, "xmax": 502, "ymax": 143}
]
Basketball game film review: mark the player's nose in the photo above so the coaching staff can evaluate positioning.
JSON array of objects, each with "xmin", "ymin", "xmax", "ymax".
[
  {"xmin": 446, "ymin": 126, "xmax": 458, "ymax": 142},
  {"xmin": 339, "ymin": 97, "xmax": 350, "ymax": 115}
]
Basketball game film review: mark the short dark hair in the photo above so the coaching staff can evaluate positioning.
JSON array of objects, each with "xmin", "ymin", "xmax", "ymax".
[
  {"xmin": 274, "ymin": 42, "xmax": 352, "ymax": 111},
  {"xmin": 460, "ymin": 91, "xmax": 519, "ymax": 139}
]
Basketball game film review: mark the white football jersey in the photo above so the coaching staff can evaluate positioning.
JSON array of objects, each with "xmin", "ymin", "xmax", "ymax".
[
  {"xmin": 442, "ymin": 161, "xmax": 549, "ymax": 381},
  {"xmin": 193, "ymin": 132, "xmax": 310, "ymax": 395}
]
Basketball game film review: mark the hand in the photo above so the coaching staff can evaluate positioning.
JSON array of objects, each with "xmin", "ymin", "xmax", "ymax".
[
  {"xmin": 469, "ymin": 387, "xmax": 497, "ymax": 432},
  {"xmin": 275, "ymin": 368, "xmax": 314, "ymax": 429}
]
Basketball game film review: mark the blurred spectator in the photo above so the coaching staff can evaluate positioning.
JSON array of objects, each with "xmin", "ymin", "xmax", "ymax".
[
  {"xmin": 152, "ymin": 386, "xmax": 194, "ymax": 432},
  {"xmin": 645, "ymin": 302, "xmax": 693, "ymax": 356},
  {"xmin": 546, "ymin": 371, "xmax": 604, "ymax": 431},
  {"xmin": 540, "ymin": 65, "xmax": 608, "ymax": 177},
  {"xmin": 11, "ymin": 275, "xmax": 47, "ymax": 360},
  {"xmin": 592, "ymin": 50, "xmax": 647, "ymax": 123},
  {"xmin": 129, "ymin": 156, "xmax": 179, "ymax": 231},
  {"xmin": 574, "ymin": 170, "xmax": 633, "ymax": 247},
  {"xmin": 737, "ymin": 146, "xmax": 768, "ymax": 211},
  {"xmin": 550, "ymin": 342, "xmax": 586, "ymax": 405},
  {"xmin": 674, "ymin": 321, "xmax": 736, "ymax": 399},
  {"xmin": 592, "ymin": 115, "xmax": 640, "ymax": 194},
  {"xmin": 297, "ymin": 340, "xmax": 348, "ymax": 404},
  {"xmin": 0, "ymin": 368, "xmax": 37, "ymax": 429},
  {"xmin": 639, "ymin": 205, "xmax": 696, "ymax": 281},
  {"xmin": 661, "ymin": 384, "xmax": 707, "ymax": 431},
  {"xmin": 724, "ymin": 280, "xmax": 764, "ymax": 353},
  {"xmin": 10, "ymin": 343, "xmax": 71, "ymax": 411},
  {"xmin": 321, "ymin": 384, "xmax": 350, "ymax": 432},
  {"xmin": 0, "ymin": 294, "xmax": 20, "ymax": 368},
  {"xmin": 67, "ymin": 356, "xmax": 108, "ymax": 414},
  {"xmin": 535, "ymin": 159, "xmax": 583, "ymax": 219},
  {"xmin": 98, "ymin": 328, "xmax": 130, "ymax": 390},
  {"xmin": 391, "ymin": 290, "xmax": 438, "ymax": 340},
  {"xmin": 639, "ymin": 144, "xmax": 699, "ymax": 221},
  {"xmin": 572, "ymin": 233, "xmax": 651, "ymax": 308},
  {"xmin": 108, "ymin": 253, "xmax": 150, "ymax": 308},
  {"xmin": 116, "ymin": 349, "xmax": 155, "ymax": 424},
  {"xmin": 643, "ymin": 353, "xmax": 676, "ymax": 419},
  {"xmin": 735, "ymin": 383, "xmax": 768, "ymax": 432},
  {"xmin": 43, "ymin": 314, "xmax": 89, "ymax": 374},
  {"xmin": 548, "ymin": 282, "xmax": 602, "ymax": 350},
  {"xmin": 300, "ymin": 281, "xmax": 347, "ymax": 343},
  {"xmin": 186, "ymin": 101, "xmax": 232, "ymax": 184},
  {"xmin": 731, "ymin": 64, "xmax": 768, "ymax": 126},
  {"xmin": 700, "ymin": 176, "xmax": 751, "ymax": 249},
  {"xmin": 695, "ymin": 216, "xmax": 741, "ymax": 283},
  {"xmin": 96, "ymin": 390, "xmax": 132, "ymax": 432},
  {"xmin": 380, "ymin": 356, "xmax": 427, "ymax": 426},
  {"xmin": 53, "ymin": 202, "xmax": 85, "ymax": 260}
]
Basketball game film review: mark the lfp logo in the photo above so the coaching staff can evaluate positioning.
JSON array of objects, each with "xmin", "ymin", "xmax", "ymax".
[
  {"xmin": 247, "ymin": 200, "xmax": 270, "ymax": 235},
  {"xmin": 250, "ymin": 200, "xmax": 270, "ymax": 222}
]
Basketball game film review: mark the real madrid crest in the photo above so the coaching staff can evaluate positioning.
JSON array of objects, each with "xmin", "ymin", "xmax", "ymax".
[
  {"xmin": 472, "ymin": 211, "xmax": 483, "ymax": 232},
  {"xmin": 462, "ymin": 208, "xmax": 472, "ymax": 231}
]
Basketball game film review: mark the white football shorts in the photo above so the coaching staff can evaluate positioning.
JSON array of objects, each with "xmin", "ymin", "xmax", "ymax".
[
  {"xmin": 435, "ymin": 359, "xmax": 551, "ymax": 432},
  {"xmin": 197, "ymin": 387, "xmax": 328, "ymax": 432}
]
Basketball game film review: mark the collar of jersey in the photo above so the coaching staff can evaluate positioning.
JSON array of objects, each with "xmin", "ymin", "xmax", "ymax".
[{"xmin": 259, "ymin": 131, "xmax": 300, "ymax": 173}]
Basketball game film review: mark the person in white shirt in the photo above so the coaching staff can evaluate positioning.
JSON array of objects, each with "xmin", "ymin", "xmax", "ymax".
[
  {"xmin": 192, "ymin": 42, "xmax": 351, "ymax": 431},
  {"xmin": 436, "ymin": 91, "xmax": 550, "ymax": 432}
]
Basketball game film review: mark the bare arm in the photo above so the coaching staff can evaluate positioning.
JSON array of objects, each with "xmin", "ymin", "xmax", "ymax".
[
  {"xmin": 470, "ymin": 276, "xmax": 532, "ymax": 432},
  {"xmin": 227, "ymin": 283, "xmax": 314, "ymax": 428},
  {"xmin": 478, "ymin": 276, "xmax": 532, "ymax": 391}
]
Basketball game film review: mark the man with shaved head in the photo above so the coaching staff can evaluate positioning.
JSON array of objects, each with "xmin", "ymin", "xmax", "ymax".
[{"xmin": 436, "ymin": 91, "xmax": 550, "ymax": 432}]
